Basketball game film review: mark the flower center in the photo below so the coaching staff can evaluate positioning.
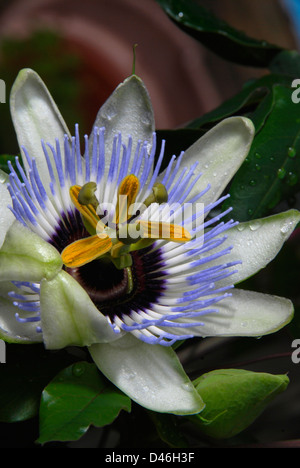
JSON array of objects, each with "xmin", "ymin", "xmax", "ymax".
[
  {"xmin": 61, "ymin": 174, "xmax": 191, "ymax": 272},
  {"xmin": 66, "ymin": 246, "xmax": 167, "ymax": 321},
  {"xmin": 60, "ymin": 174, "xmax": 191, "ymax": 313},
  {"xmin": 66, "ymin": 257, "xmax": 130, "ymax": 307}
]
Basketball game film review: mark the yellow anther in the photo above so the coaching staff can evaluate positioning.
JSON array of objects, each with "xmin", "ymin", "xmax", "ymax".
[
  {"xmin": 62, "ymin": 233, "xmax": 112, "ymax": 268},
  {"xmin": 137, "ymin": 220, "xmax": 191, "ymax": 243},
  {"xmin": 64, "ymin": 177, "xmax": 190, "ymax": 272},
  {"xmin": 114, "ymin": 174, "xmax": 140, "ymax": 224}
]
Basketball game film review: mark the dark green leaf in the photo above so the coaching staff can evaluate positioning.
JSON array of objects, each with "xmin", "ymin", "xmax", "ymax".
[
  {"xmin": 223, "ymin": 84, "xmax": 300, "ymax": 221},
  {"xmin": 0, "ymin": 154, "xmax": 19, "ymax": 174},
  {"xmin": 148, "ymin": 412, "xmax": 189, "ymax": 448},
  {"xmin": 186, "ymin": 74, "xmax": 292, "ymax": 131},
  {"xmin": 38, "ymin": 362, "xmax": 131, "ymax": 444},
  {"xmin": 269, "ymin": 50, "xmax": 300, "ymax": 77},
  {"xmin": 156, "ymin": 0, "xmax": 282, "ymax": 66},
  {"xmin": 0, "ymin": 344, "xmax": 76, "ymax": 422}
]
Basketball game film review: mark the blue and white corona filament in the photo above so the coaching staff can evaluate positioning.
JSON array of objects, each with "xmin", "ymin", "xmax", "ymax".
[{"xmin": 6, "ymin": 124, "xmax": 240, "ymax": 346}]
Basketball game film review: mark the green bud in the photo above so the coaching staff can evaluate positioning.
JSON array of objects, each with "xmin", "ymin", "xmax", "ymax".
[{"xmin": 191, "ymin": 369, "xmax": 289, "ymax": 439}]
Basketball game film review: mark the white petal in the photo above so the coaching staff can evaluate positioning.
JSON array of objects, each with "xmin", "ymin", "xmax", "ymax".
[
  {"xmin": 0, "ymin": 172, "xmax": 15, "ymax": 249},
  {"xmin": 158, "ymin": 117, "xmax": 255, "ymax": 206},
  {"xmin": 89, "ymin": 334, "xmax": 205, "ymax": 415},
  {"xmin": 214, "ymin": 209, "xmax": 300, "ymax": 288},
  {"xmin": 0, "ymin": 221, "xmax": 62, "ymax": 283},
  {"xmin": 90, "ymin": 74, "xmax": 155, "ymax": 176},
  {"xmin": 178, "ymin": 289, "xmax": 294, "ymax": 337},
  {"xmin": 40, "ymin": 270, "xmax": 121, "ymax": 349},
  {"xmin": 10, "ymin": 68, "xmax": 71, "ymax": 188},
  {"xmin": 0, "ymin": 286, "xmax": 42, "ymax": 344}
]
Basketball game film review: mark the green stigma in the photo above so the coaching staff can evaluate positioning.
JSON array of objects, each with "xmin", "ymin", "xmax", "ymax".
[
  {"xmin": 144, "ymin": 182, "xmax": 168, "ymax": 207},
  {"xmin": 78, "ymin": 182, "xmax": 99, "ymax": 209}
]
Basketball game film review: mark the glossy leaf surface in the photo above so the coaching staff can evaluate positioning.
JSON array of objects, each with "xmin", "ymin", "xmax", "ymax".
[
  {"xmin": 156, "ymin": 0, "xmax": 281, "ymax": 66},
  {"xmin": 38, "ymin": 362, "xmax": 131, "ymax": 443}
]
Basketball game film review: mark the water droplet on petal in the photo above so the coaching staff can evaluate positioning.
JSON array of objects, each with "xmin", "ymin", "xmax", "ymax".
[
  {"xmin": 280, "ymin": 221, "xmax": 293, "ymax": 235},
  {"xmin": 249, "ymin": 220, "xmax": 262, "ymax": 231},
  {"xmin": 101, "ymin": 104, "xmax": 117, "ymax": 122},
  {"xmin": 141, "ymin": 111, "xmax": 152, "ymax": 127},
  {"xmin": 181, "ymin": 382, "xmax": 193, "ymax": 391},
  {"xmin": 122, "ymin": 368, "xmax": 136, "ymax": 381},
  {"xmin": 0, "ymin": 171, "xmax": 8, "ymax": 183}
]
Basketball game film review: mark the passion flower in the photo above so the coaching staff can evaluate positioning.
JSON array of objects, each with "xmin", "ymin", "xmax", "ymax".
[{"xmin": 0, "ymin": 69, "xmax": 297, "ymax": 414}]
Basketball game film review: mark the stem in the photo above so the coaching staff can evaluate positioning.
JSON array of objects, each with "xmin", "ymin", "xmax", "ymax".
[{"xmin": 132, "ymin": 43, "xmax": 138, "ymax": 75}]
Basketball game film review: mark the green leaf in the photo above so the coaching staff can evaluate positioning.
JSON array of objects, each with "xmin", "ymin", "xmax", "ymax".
[
  {"xmin": 0, "ymin": 154, "xmax": 19, "ymax": 174},
  {"xmin": 191, "ymin": 369, "xmax": 289, "ymax": 439},
  {"xmin": 0, "ymin": 344, "xmax": 76, "ymax": 423},
  {"xmin": 38, "ymin": 362, "xmax": 131, "ymax": 444},
  {"xmin": 183, "ymin": 72, "xmax": 300, "ymax": 222},
  {"xmin": 156, "ymin": 0, "xmax": 282, "ymax": 66},
  {"xmin": 186, "ymin": 74, "xmax": 291, "ymax": 131},
  {"xmin": 269, "ymin": 50, "xmax": 300, "ymax": 77},
  {"xmin": 223, "ymin": 84, "xmax": 300, "ymax": 221},
  {"xmin": 148, "ymin": 412, "xmax": 189, "ymax": 448}
]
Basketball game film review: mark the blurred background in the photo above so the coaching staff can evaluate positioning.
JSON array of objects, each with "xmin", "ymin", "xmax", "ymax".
[
  {"xmin": 0, "ymin": 0, "xmax": 298, "ymax": 155},
  {"xmin": 0, "ymin": 0, "xmax": 300, "ymax": 448}
]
